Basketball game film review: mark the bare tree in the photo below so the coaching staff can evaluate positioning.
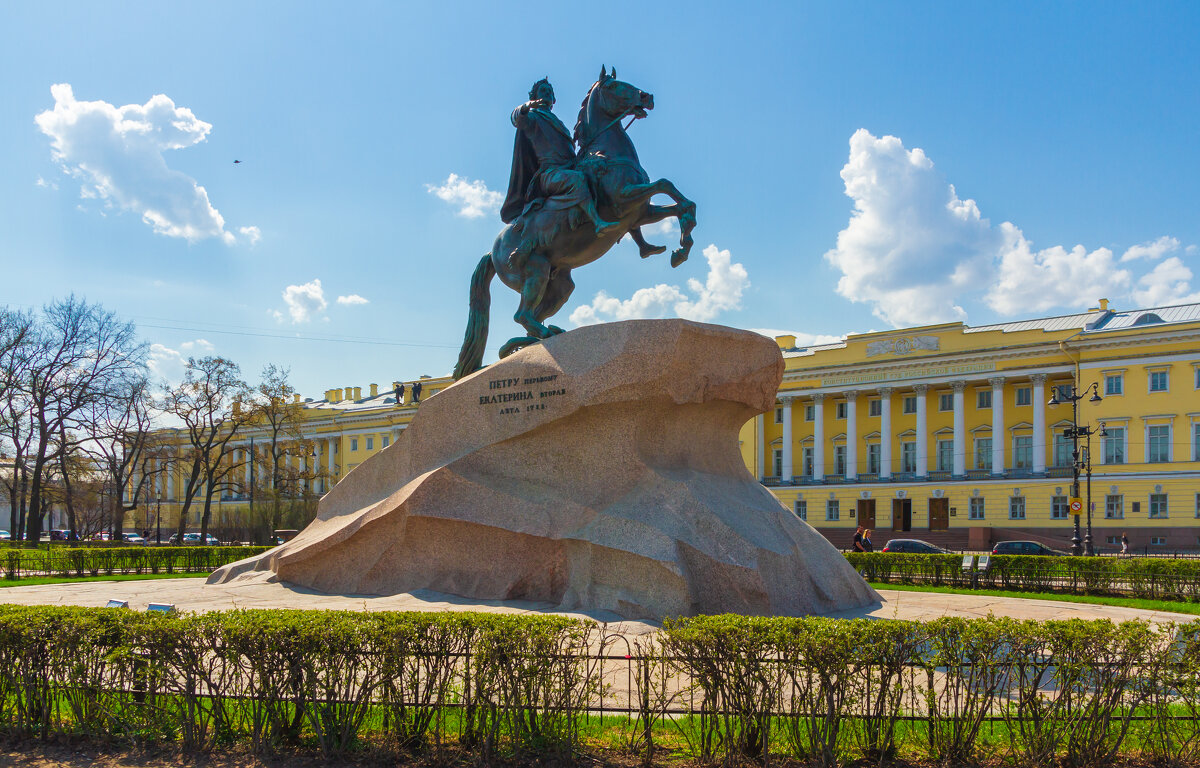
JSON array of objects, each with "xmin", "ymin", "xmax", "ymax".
[
  {"xmin": 251, "ymin": 364, "xmax": 319, "ymax": 534},
  {"xmin": 0, "ymin": 308, "xmax": 36, "ymax": 539},
  {"xmin": 20, "ymin": 297, "xmax": 145, "ymax": 543},
  {"xmin": 162, "ymin": 356, "xmax": 252, "ymax": 542},
  {"xmin": 73, "ymin": 375, "xmax": 157, "ymax": 540}
]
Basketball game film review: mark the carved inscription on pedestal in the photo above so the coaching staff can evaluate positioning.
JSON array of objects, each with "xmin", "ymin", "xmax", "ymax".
[{"xmin": 479, "ymin": 374, "xmax": 567, "ymax": 415}]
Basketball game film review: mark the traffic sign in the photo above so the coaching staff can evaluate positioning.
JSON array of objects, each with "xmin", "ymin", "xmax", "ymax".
[{"xmin": 1069, "ymin": 498, "xmax": 1083, "ymax": 513}]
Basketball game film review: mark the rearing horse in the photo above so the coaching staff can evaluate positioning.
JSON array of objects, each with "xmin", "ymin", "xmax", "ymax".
[{"xmin": 453, "ymin": 67, "xmax": 698, "ymax": 380}]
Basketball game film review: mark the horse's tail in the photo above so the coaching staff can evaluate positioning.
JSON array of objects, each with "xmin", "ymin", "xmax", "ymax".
[{"xmin": 453, "ymin": 253, "xmax": 496, "ymax": 380}]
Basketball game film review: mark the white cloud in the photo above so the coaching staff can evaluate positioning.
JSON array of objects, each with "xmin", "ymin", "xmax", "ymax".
[
  {"xmin": 426, "ymin": 173, "xmax": 502, "ymax": 218},
  {"xmin": 570, "ymin": 244, "xmax": 749, "ymax": 325},
  {"xmin": 34, "ymin": 83, "xmax": 254, "ymax": 243},
  {"xmin": 336, "ymin": 294, "xmax": 369, "ymax": 305},
  {"xmin": 986, "ymin": 224, "xmax": 1131, "ymax": 315},
  {"xmin": 148, "ymin": 338, "xmax": 214, "ymax": 385},
  {"xmin": 35, "ymin": 175, "xmax": 58, "ymax": 190},
  {"xmin": 238, "ymin": 225, "xmax": 262, "ymax": 246},
  {"xmin": 824, "ymin": 130, "xmax": 994, "ymax": 326},
  {"xmin": 179, "ymin": 338, "xmax": 214, "ymax": 353},
  {"xmin": 1120, "ymin": 236, "xmax": 1179, "ymax": 262},
  {"xmin": 280, "ymin": 279, "xmax": 327, "ymax": 323},
  {"xmin": 1131, "ymin": 257, "xmax": 1200, "ymax": 307},
  {"xmin": 749, "ymin": 328, "xmax": 848, "ymax": 347},
  {"xmin": 826, "ymin": 129, "xmax": 1196, "ymax": 325}
]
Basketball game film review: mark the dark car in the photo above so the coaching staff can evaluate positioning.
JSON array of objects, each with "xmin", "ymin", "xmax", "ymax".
[
  {"xmin": 881, "ymin": 538, "xmax": 950, "ymax": 554},
  {"xmin": 992, "ymin": 540, "xmax": 1070, "ymax": 557}
]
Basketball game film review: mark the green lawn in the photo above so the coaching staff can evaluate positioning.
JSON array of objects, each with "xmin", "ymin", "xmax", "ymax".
[
  {"xmin": 0, "ymin": 572, "xmax": 206, "ymax": 588},
  {"xmin": 871, "ymin": 580, "xmax": 1200, "ymax": 616}
]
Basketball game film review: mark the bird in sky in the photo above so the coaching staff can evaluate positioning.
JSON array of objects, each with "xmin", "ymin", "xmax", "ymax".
[{"xmin": 233, "ymin": 159, "xmax": 242, "ymax": 164}]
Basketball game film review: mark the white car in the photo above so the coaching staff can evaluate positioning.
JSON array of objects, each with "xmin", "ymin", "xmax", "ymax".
[{"xmin": 0, "ymin": 530, "xmax": 9, "ymax": 540}]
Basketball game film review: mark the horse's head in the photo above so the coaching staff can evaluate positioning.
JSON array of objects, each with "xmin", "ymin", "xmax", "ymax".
[{"xmin": 574, "ymin": 66, "xmax": 654, "ymax": 146}]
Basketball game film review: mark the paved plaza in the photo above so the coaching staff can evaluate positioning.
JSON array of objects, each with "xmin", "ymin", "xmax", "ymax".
[{"xmin": 0, "ymin": 574, "xmax": 1194, "ymax": 632}]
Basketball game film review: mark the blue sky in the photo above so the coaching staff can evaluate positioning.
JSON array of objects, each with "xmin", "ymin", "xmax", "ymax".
[{"xmin": 2, "ymin": 2, "xmax": 1198, "ymax": 399}]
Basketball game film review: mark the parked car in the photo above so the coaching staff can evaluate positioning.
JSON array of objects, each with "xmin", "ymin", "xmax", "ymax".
[
  {"xmin": 0, "ymin": 530, "xmax": 9, "ymax": 540},
  {"xmin": 169, "ymin": 532, "xmax": 222, "ymax": 546},
  {"xmin": 992, "ymin": 540, "xmax": 1070, "ymax": 557},
  {"xmin": 121, "ymin": 532, "xmax": 147, "ymax": 545},
  {"xmin": 881, "ymin": 538, "xmax": 950, "ymax": 554},
  {"xmin": 49, "ymin": 529, "xmax": 74, "ymax": 541}
]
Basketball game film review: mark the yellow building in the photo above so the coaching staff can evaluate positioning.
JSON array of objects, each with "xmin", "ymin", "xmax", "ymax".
[
  {"xmin": 144, "ymin": 300, "xmax": 1199, "ymax": 552},
  {"xmin": 743, "ymin": 299, "xmax": 1200, "ymax": 553}
]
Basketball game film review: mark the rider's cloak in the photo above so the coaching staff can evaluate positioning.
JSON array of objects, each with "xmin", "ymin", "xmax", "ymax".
[{"xmin": 501, "ymin": 107, "xmax": 577, "ymax": 224}]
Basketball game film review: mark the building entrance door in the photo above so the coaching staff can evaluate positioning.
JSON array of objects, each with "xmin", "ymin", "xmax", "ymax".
[
  {"xmin": 857, "ymin": 499, "xmax": 876, "ymax": 529},
  {"xmin": 929, "ymin": 497, "xmax": 950, "ymax": 531},
  {"xmin": 892, "ymin": 498, "xmax": 911, "ymax": 531}
]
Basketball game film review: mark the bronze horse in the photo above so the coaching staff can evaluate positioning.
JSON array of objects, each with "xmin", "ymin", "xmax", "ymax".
[{"xmin": 453, "ymin": 67, "xmax": 697, "ymax": 379}]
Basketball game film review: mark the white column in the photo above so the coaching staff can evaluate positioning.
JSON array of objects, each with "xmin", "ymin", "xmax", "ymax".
[
  {"xmin": 167, "ymin": 463, "xmax": 174, "ymax": 501},
  {"xmin": 990, "ymin": 377, "xmax": 1005, "ymax": 475},
  {"xmin": 327, "ymin": 438, "xmax": 336, "ymax": 483},
  {"xmin": 755, "ymin": 414, "xmax": 765, "ymax": 480},
  {"xmin": 243, "ymin": 447, "xmax": 251, "ymax": 489},
  {"xmin": 846, "ymin": 391, "xmax": 859, "ymax": 480},
  {"xmin": 952, "ymin": 381, "xmax": 966, "ymax": 476},
  {"xmin": 914, "ymin": 384, "xmax": 928, "ymax": 478},
  {"xmin": 1032, "ymin": 374, "xmax": 1047, "ymax": 473},
  {"xmin": 154, "ymin": 459, "xmax": 163, "ymax": 498},
  {"xmin": 879, "ymin": 387, "xmax": 893, "ymax": 479},
  {"xmin": 813, "ymin": 394, "xmax": 825, "ymax": 482},
  {"xmin": 780, "ymin": 397, "xmax": 794, "ymax": 483}
]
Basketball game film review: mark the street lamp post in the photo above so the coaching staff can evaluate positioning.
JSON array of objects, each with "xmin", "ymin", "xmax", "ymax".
[{"xmin": 1048, "ymin": 381, "xmax": 1104, "ymax": 556}]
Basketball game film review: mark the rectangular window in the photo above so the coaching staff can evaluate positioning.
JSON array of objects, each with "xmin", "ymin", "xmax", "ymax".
[
  {"xmin": 902, "ymin": 396, "xmax": 917, "ymax": 414},
  {"xmin": 794, "ymin": 500, "xmax": 807, "ymax": 520},
  {"xmin": 802, "ymin": 446, "xmax": 814, "ymax": 477},
  {"xmin": 901, "ymin": 442, "xmax": 916, "ymax": 473},
  {"xmin": 969, "ymin": 497, "xmax": 985, "ymax": 520},
  {"xmin": 1104, "ymin": 427, "xmax": 1126, "ymax": 464},
  {"xmin": 975, "ymin": 437, "xmax": 992, "ymax": 470},
  {"xmin": 805, "ymin": 404, "xmax": 815, "ymax": 422},
  {"xmin": 774, "ymin": 407, "xmax": 783, "ymax": 424},
  {"xmin": 826, "ymin": 500, "xmax": 840, "ymax": 521},
  {"xmin": 382, "ymin": 435, "xmax": 389, "ymax": 448},
  {"xmin": 836, "ymin": 401, "xmax": 847, "ymax": 419},
  {"xmin": 977, "ymin": 390, "xmax": 992, "ymax": 409},
  {"xmin": 1196, "ymin": 367, "xmax": 1200, "ymax": 389},
  {"xmin": 350, "ymin": 438, "xmax": 359, "ymax": 452},
  {"xmin": 773, "ymin": 449, "xmax": 783, "ymax": 478},
  {"xmin": 834, "ymin": 445, "xmax": 846, "ymax": 475},
  {"xmin": 1106, "ymin": 536, "xmax": 1120, "ymax": 546},
  {"xmin": 866, "ymin": 443, "xmax": 880, "ymax": 474},
  {"xmin": 1014, "ymin": 435, "xmax": 1032, "ymax": 469},
  {"xmin": 1152, "ymin": 536, "xmax": 1167, "ymax": 546},
  {"xmin": 1056, "ymin": 384, "xmax": 1073, "ymax": 401},
  {"xmin": 869, "ymin": 399, "xmax": 882, "ymax": 417},
  {"xmin": 1148, "ymin": 425, "xmax": 1171, "ymax": 463},
  {"xmin": 1015, "ymin": 387, "xmax": 1031, "ymax": 406},
  {"xmin": 366, "ymin": 437, "xmax": 374, "ymax": 451},
  {"xmin": 1053, "ymin": 431, "xmax": 1072, "ymax": 468},
  {"xmin": 1150, "ymin": 493, "xmax": 1169, "ymax": 519},
  {"xmin": 1195, "ymin": 492, "xmax": 1200, "ymax": 519},
  {"xmin": 1105, "ymin": 374, "xmax": 1123, "ymax": 396},
  {"xmin": 1051, "ymin": 496, "xmax": 1069, "ymax": 520},
  {"xmin": 937, "ymin": 439, "xmax": 954, "ymax": 472},
  {"xmin": 1010, "ymin": 496, "xmax": 1026, "ymax": 520},
  {"xmin": 1150, "ymin": 370, "xmax": 1169, "ymax": 392},
  {"xmin": 939, "ymin": 393, "xmax": 953, "ymax": 412},
  {"xmin": 1105, "ymin": 495, "xmax": 1124, "ymax": 519},
  {"xmin": 1194, "ymin": 423, "xmax": 1200, "ymax": 461}
]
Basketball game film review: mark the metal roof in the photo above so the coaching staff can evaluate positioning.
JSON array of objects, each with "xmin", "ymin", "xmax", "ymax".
[
  {"xmin": 1087, "ymin": 301, "xmax": 1200, "ymax": 332},
  {"xmin": 964, "ymin": 310, "xmax": 1106, "ymax": 334}
]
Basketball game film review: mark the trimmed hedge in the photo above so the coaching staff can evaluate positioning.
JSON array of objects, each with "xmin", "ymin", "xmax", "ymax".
[
  {"xmin": 0, "ymin": 546, "xmax": 271, "ymax": 580},
  {"xmin": 847, "ymin": 551, "xmax": 1200, "ymax": 600},
  {"xmin": 0, "ymin": 606, "xmax": 1197, "ymax": 766}
]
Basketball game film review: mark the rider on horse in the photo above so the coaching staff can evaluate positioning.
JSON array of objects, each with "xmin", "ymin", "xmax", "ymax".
[{"xmin": 502, "ymin": 79, "xmax": 621, "ymax": 254}]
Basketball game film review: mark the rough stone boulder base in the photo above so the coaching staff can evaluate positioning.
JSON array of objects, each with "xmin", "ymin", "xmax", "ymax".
[{"xmin": 209, "ymin": 320, "xmax": 879, "ymax": 618}]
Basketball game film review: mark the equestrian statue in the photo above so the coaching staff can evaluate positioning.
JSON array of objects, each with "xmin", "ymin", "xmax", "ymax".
[{"xmin": 453, "ymin": 67, "xmax": 697, "ymax": 380}]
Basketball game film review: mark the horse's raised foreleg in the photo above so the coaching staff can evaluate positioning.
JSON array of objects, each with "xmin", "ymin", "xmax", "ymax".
[{"xmin": 617, "ymin": 179, "xmax": 697, "ymax": 268}]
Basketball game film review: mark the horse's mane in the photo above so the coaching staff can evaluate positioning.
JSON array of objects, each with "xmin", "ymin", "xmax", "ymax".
[{"xmin": 573, "ymin": 80, "xmax": 601, "ymax": 147}]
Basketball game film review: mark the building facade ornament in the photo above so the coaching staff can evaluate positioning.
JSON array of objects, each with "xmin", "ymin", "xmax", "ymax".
[{"xmin": 866, "ymin": 335, "xmax": 940, "ymax": 357}]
